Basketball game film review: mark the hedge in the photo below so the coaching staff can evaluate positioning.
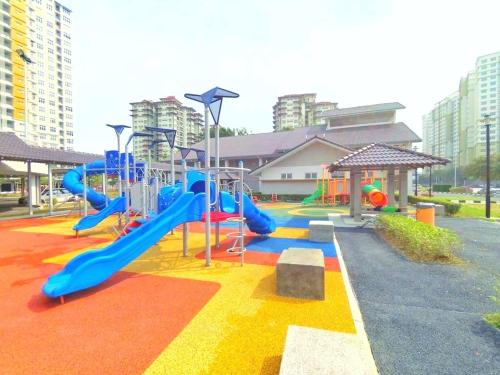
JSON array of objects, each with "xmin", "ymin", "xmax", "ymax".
[
  {"xmin": 252, "ymin": 193, "xmax": 308, "ymax": 202},
  {"xmin": 395, "ymin": 193, "xmax": 461, "ymax": 216},
  {"xmin": 408, "ymin": 195, "xmax": 461, "ymax": 215},
  {"xmin": 432, "ymin": 184, "xmax": 452, "ymax": 192},
  {"xmin": 375, "ymin": 214, "xmax": 461, "ymax": 263}
]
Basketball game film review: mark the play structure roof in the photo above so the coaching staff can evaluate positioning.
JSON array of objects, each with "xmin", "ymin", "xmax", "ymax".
[
  {"xmin": 181, "ymin": 122, "xmax": 421, "ymax": 161},
  {"xmin": 0, "ymin": 132, "xmax": 102, "ymax": 165},
  {"xmin": 328, "ymin": 143, "xmax": 450, "ymax": 171}
]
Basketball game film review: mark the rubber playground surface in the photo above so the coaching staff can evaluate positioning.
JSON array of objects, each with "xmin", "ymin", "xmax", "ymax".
[{"xmin": 0, "ymin": 203, "xmax": 355, "ymax": 374}]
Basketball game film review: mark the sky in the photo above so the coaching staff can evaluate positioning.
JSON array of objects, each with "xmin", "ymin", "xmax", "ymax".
[{"xmin": 62, "ymin": 0, "xmax": 500, "ymax": 153}]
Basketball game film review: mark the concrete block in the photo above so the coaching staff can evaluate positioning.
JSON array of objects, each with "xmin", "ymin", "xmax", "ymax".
[
  {"xmin": 309, "ymin": 220, "xmax": 334, "ymax": 243},
  {"xmin": 279, "ymin": 326, "xmax": 378, "ymax": 375},
  {"xmin": 277, "ymin": 248, "xmax": 325, "ymax": 300},
  {"xmin": 434, "ymin": 204, "xmax": 445, "ymax": 216}
]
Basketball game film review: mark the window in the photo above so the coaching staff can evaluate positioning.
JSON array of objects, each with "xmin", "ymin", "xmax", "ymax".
[
  {"xmin": 281, "ymin": 173, "xmax": 292, "ymax": 179},
  {"xmin": 39, "ymin": 125, "xmax": 46, "ymax": 131},
  {"xmin": 305, "ymin": 172, "xmax": 318, "ymax": 179}
]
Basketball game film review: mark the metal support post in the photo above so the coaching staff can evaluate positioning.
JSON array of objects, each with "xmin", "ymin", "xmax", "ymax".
[
  {"xmin": 182, "ymin": 160, "xmax": 188, "ymax": 257},
  {"xmin": 27, "ymin": 160, "xmax": 33, "ymax": 216},
  {"xmin": 125, "ymin": 147, "xmax": 130, "ymax": 224},
  {"xmin": 48, "ymin": 163, "xmax": 53, "ymax": 215},
  {"xmin": 204, "ymin": 105, "xmax": 211, "ymax": 266},
  {"xmin": 239, "ymin": 161, "xmax": 245, "ymax": 266},
  {"xmin": 215, "ymin": 123, "xmax": 220, "ymax": 248},
  {"xmin": 485, "ymin": 123, "xmax": 491, "ymax": 218},
  {"xmin": 82, "ymin": 164, "xmax": 88, "ymax": 216},
  {"xmin": 170, "ymin": 147, "xmax": 176, "ymax": 186}
]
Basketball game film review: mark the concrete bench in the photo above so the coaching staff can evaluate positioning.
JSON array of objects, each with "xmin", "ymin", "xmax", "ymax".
[
  {"xmin": 279, "ymin": 326, "xmax": 378, "ymax": 375},
  {"xmin": 309, "ymin": 220, "xmax": 334, "ymax": 243},
  {"xmin": 434, "ymin": 204, "xmax": 445, "ymax": 216},
  {"xmin": 277, "ymin": 248, "xmax": 325, "ymax": 300}
]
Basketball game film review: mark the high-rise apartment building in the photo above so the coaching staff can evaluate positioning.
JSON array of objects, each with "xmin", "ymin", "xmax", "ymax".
[
  {"xmin": 272, "ymin": 93, "xmax": 337, "ymax": 131},
  {"xmin": 130, "ymin": 96, "xmax": 203, "ymax": 162},
  {"xmin": 423, "ymin": 51, "xmax": 499, "ymax": 167},
  {"xmin": 0, "ymin": 0, "xmax": 73, "ymax": 150}
]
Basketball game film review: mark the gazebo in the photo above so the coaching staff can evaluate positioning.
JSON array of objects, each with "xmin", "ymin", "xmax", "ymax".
[{"xmin": 328, "ymin": 143, "xmax": 450, "ymax": 221}]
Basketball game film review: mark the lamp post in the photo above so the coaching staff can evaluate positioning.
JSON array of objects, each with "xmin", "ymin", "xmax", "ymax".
[
  {"xmin": 413, "ymin": 146, "xmax": 418, "ymax": 196},
  {"xmin": 185, "ymin": 87, "xmax": 239, "ymax": 266},
  {"xmin": 106, "ymin": 124, "xmax": 130, "ymax": 199},
  {"xmin": 16, "ymin": 49, "xmax": 33, "ymax": 141},
  {"xmin": 481, "ymin": 114, "xmax": 494, "ymax": 218},
  {"xmin": 124, "ymin": 132, "xmax": 153, "ymax": 223}
]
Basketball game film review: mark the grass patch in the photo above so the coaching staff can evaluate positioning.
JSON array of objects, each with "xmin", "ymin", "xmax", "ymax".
[
  {"xmin": 483, "ymin": 313, "xmax": 500, "ymax": 330},
  {"xmin": 375, "ymin": 214, "xmax": 462, "ymax": 263},
  {"xmin": 455, "ymin": 203, "xmax": 500, "ymax": 219}
]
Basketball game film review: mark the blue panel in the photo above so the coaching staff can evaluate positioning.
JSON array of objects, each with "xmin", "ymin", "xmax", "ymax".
[
  {"xmin": 247, "ymin": 237, "xmax": 336, "ymax": 257},
  {"xmin": 209, "ymin": 99, "xmax": 222, "ymax": 124}
]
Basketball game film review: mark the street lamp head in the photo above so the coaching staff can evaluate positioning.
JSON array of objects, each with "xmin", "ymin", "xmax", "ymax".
[
  {"xmin": 148, "ymin": 139, "xmax": 167, "ymax": 150},
  {"xmin": 106, "ymin": 124, "xmax": 131, "ymax": 136}
]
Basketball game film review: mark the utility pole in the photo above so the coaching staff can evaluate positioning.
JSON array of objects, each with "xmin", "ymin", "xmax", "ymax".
[{"xmin": 482, "ymin": 114, "xmax": 493, "ymax": 219}]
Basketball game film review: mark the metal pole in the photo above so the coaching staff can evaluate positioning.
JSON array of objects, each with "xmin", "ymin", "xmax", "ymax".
[
  {"xmin": 215, "ymin": 123, "xmax": 220, "ymax": 248},
  {"xmin": 239, "ymin": 160, "xmax": 245, "ymax": 266},
  {"xmin": 133, "ymin": 140, "xmax": 137, "ymax": 183},
  {"xmin": 485, "ymin": 123, "xmax": 491, "ymax": 219},
  {"xmin": 170, "ymin": 147, "xmax": 175, "ymax": 185},
  {"xmin": 48, "ymin": 163, "xmax": 53, "ymax": 215},
  {"xmin": 204, "ymin": 105, "xmax": 211, "ymax": 266},
  {"xmin": 182, "ymin": 160, "xmax": 188, "ymax": 257},
  {"xmin": 82, "ymin": 164, "xmax": 88, "ymax": 216},
  {"xmin": 125, "ymin": 143, "xmax": 130, "ymax": 224},
  {"xmin": 117, "ymin": 133, "xmax": 122, "ymax": 198},
  {"xmin": 428, "ymin": 166, "xmax": 432, "ymax": 197},
  {"xmin": 414, "ymin": 168, "xmax": 418, "ymax": 196},
  {"xmin": 27, "ymin": 160, "xmax": 33, "ymax": 216},
  {"xmin": 103, "ymin": 152, "xmax": 107, "ymax": 206}
]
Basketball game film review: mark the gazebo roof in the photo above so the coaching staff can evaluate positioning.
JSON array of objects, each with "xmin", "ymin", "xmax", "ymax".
[{"xmin": 328, "ymin": 143, "xmax": 450, "ymax": 171}]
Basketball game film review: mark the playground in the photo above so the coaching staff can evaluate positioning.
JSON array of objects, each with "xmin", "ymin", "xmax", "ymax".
[
  {"xmin": 0, "ymin": 202, "xmax": 358, "ymax": 374},
  {"xmin": 0, "ymin": 87, "xmax": 368, "ymax": 374}
]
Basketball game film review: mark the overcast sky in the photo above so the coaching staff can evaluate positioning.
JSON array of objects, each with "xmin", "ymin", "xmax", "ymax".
[{"xmin": 63, "ymin": 0, "xmax": 500, "ymax": 153}]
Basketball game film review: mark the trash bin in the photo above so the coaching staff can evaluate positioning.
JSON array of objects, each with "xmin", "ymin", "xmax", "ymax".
[{"xmin": 416, "ymin": 202, "xmax": 435, "ymax": 226}]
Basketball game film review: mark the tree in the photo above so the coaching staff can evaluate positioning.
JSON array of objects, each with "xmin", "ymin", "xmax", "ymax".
[
  {"xmin": 209, "ymin": 126, "xmax": 248, "ymax": 138},
  {"xmin": 463, "ymin": 155, "xmax": 500, "ymax": 181}
]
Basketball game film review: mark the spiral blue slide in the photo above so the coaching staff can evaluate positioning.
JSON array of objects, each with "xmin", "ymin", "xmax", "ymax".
[{"xmin": 63, "ymin": 160, "xmax": 125, "ymax": 232}]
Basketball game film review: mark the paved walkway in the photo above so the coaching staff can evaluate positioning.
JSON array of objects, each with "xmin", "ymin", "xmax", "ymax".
[{"xmin": 336, "ymin": 218, "xmax": 500, "ymax": 375}]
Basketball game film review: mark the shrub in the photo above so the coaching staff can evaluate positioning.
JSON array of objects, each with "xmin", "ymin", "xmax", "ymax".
[
  {"xmin": 450, "ymin": 186, "xmax": 470, "ymax": 194},
  {"xmin": 433, "ymin": 184, "xmax": 452, "ymax": 192},
  {"xmin": 407, "ymin": 195, "xmax": 461, "ymax": 216},
  {"xmin": 375, "ymin": 214, "xmax": 461, "ymax": 263},
  {"xmin": 252, "ymin": 193, "xmax": 308, "ymax": 202}
]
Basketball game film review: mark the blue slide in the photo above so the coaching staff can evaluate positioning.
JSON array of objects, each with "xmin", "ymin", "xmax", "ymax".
[
  {"xmin": 63, "ymin": 160, "xmax": 126, "ymax": 232},
  {"xmin": 73, "ymin": 197, "xmax": 125, "ymax": 232},
  {"xmin": 42, "ymin": 192, "xmax": 205, "ymax": 298},
  {"xmin": 43, "ymin": 172, "xmax": 276, "ymax": 299},
  {"xmin": 219, "ymin": 191, "xmax": 275, "ymax": 234}
]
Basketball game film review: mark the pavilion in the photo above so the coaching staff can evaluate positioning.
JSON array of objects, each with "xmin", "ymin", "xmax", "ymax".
[{"xmin": 328, "ymin": 143, "xmax": 450, "ymax": 221}]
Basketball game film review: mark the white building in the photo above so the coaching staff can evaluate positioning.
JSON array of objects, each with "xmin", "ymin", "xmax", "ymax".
[
  {"xmin": 0, "ymin": 0, "xmax": 74, "ymax": 150},
  {"xmin": 272, "ymin": 93, "xmax": 337, "ymax": 131},
  {"xmin": 130, "ymin": 96, "xmax": 203, "ymax": 162},
  {"xmin": 423, "ymin": 51, "xmax": 500, "ymax": 167}
]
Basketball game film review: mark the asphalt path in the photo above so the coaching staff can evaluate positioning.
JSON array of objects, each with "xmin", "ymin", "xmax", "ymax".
[{"xmin": 336, "ymin": 218, "xmax": 500, "ymax": 375}]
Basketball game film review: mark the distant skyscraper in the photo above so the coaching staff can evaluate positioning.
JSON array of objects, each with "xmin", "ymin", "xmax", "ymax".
[
  {"xmin": 272, "ymin": 93, "xmax": 337, "ymax": 131},
  {"xmin": 0, "ymin": 0, "xmax": 74, "ymax": 150},
  {"xmin": 423, "ymin": 51, "xmax": 499, "ymax": 166},
  {"xmin": 130, "ymin": 96, "xmax": 203, "ymax": 162}
]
